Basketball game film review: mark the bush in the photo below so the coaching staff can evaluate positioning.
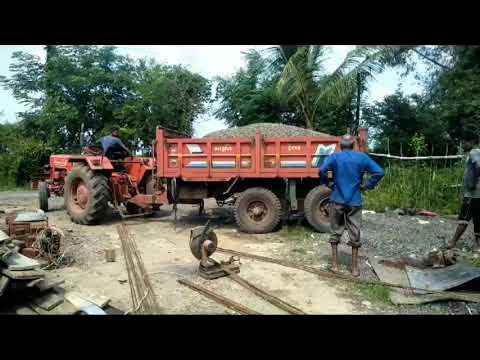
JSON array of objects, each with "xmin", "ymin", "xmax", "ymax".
[
  {"xmin": 364, "ymin": 160, "xmax": 464, "ymax": 215},
  {"xmin": 0, "ymin": 123, "xmax": 54, "ymax": 188}
]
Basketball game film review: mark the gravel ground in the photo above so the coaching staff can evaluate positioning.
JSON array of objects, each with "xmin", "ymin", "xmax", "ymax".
[
  {"xmin": 203, "ymin": 123, "xmax": 331, "ymax": 139},
  {"xmin": 360, "ymin": 211, "xmax": 477, "ymax": 257},
  {"xmin": 274, "ymin": 210, "xmax": 480, "ymax": 315}
]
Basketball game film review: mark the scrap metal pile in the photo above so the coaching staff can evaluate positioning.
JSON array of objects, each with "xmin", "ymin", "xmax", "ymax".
[{"xmin": 0, "ymin": 211, "xmax": 110, "ymax": 314}]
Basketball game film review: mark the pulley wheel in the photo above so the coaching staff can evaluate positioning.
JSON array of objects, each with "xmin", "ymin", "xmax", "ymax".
[{"xmin": 189, "ymin": 230, "xmax": 218, "ymax": 260}]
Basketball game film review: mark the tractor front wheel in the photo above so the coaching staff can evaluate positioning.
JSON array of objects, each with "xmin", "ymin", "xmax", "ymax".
[{"xmin": 64, "ymin": 165, "xmax": 111, "ymax": 225}]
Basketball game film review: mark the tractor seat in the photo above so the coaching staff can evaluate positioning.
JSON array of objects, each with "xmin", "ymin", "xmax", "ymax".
[{"xmin": 81, "ymin": 146, "xmax": 103, "ymax": 156}]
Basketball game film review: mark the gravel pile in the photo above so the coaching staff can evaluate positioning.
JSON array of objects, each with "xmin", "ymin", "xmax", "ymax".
[
  {"xmin": 203, "ymin": 123, "xmax": 331, "ymax": 139},
  {"xmin": 359, "ymin": 212, "xmax": 476, "ymax": 258}
]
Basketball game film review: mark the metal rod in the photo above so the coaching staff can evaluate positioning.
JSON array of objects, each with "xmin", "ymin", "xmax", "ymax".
[
  {"xmin": 222, "ymin": 266, "xmax": 306, "ymax": 315},
  {"xmin": 177, "ymin": 278, "xmax": 261, "ymax": 315},
  {"xmin": 216, "ymin": 247, "xmax": 480, "ymax": 303},
  {"xmin": 368, "ymin": 153, "xmax": 464, "ymax": 160}
]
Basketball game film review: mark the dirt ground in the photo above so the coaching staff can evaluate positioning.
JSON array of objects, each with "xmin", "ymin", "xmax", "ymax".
[
  {"xmin": 0, "ymin": 191, "xmax": 361, "ymax": 314},
  {"xmin": 0, "ymin": 191, "xmax": 477, "ymax": 315}
]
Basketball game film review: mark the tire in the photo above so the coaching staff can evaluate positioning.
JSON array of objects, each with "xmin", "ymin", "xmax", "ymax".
[
  {"xmin": 64, "ymin": 165, "xmax": 111, "ymax": 225},
  {"xmin": 304, "ymin": 185, "xmax": 332, "ymax": 233},
  {"xmin": 234, "ymin": 187, "xmax": 282, "ymax": 234},
  {"xmin": 38, "ymin": 181, "xmax": 49, "ymax": 212},
  {"xmin": 143, "ymin": 173, "xmax": 160, "ymax": 211}
]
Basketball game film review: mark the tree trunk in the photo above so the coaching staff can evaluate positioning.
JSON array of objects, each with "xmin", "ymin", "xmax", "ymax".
[
  {"xmin": 305, "ymin": 114, "xmax": 314, "ymax": 130},
  {"xmin": 45, "ymin": 45, "xmax": 58, "ymax": 105},
  {"xmin": 354, "ymin": 72, "xmax": 361, "ymax": 135}
]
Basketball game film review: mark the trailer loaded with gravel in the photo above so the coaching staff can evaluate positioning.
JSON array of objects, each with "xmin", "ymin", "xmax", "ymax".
[{"xmin": 154, "ymin": 125, "xmax": 369, "ymax": 233}]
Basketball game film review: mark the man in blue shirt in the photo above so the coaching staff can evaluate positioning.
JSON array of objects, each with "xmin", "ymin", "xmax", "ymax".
[
  {"xmin": 319, "ymin": 135, "xmax": 384, "ymax": 276},
  {"xmin": 100, "ymin": 126, "xmax": 131, "ymax": 160}
]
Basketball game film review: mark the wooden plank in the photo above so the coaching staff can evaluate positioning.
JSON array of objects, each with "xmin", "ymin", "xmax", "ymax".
[
  {"xmin": 390, "ymin": 289, "xmax": 480, "ymax": 305},
  {"xmin": 222, "ymin": 267, "xmax": 306, "ymax": 315},
  {"xmin": 178, "ymin": 278, "xmax": 260, "ymax": 315},
  {"xmin": 29, "ymin": 300, "xmax": 78, "ymax": 315},
  {"xmin": 65, "ymin": 291, "xmax": 110, "ymax": 310},
  {"xmin": 32, "ymin": 290, "xmax": 65, "ymax": 311},
  {"xmin": 2, "ymin": 268, "xmax": 45, "ymax": 280}
]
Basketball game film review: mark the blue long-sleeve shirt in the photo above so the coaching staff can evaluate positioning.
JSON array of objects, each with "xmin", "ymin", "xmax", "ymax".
[
  {"xmin": 319, "ymin": 150, "xmax": 384, "ymax": 207},
  {"xmin": 100, "ymin": 135, "xmax": 128, "ymax": 154}
]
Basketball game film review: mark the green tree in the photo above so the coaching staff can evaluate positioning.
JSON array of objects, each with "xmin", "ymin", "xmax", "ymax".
[
  {"xmin": 117, "ymin": 63, "xmax": 211, "ymax": 148},
  {"xmin": 362, "ymin": 91, "xmax": 451, "ymax": 156},
  {"xmin": 265, "ymin": 45, "xmax": 387, "ymax": 131},
  {"xmin": 0, "ymin": 46, "xmax": 212, "ymax": 184},
  {"xmin": 214, "ymin": 50, "xmax": 296, "ymax": 127}
]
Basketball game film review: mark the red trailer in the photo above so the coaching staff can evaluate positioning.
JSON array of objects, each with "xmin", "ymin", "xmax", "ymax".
[{"xmin": 153, "ymin": 127, "xmax": 369, "ymax": 233}]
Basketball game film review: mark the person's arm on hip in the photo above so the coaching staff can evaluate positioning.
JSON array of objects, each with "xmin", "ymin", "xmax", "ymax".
[
  {"xmin": 319, "ymin": 155, "xmax": 335, "ymax": 187},
  {"xmin": 364, "ymin": 155, "xmax": 384, "ymax": 190}
]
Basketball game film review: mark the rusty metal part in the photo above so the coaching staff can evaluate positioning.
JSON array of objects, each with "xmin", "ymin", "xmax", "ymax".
[
  {"xmin": 177, "ymin": 278, "xmax": 260, "ymax": 315},
  {"xmin": 247, "ymin": 201, "xmax": 268, "ymax": 222},
  {"xmin": 221, "ymin": 266, "xmax": 306, "ymax": 315},
  {"xmin": 216, "ymin": 247, "xmax": 480, "ymax": 302},
  {"xmin": 189, "ymin": 224, "xmax": 218, "ymax": 260},
  {"xmin": 6, "ymin": 213, "xmax": 49, "ymax": 250},
  {"xmin": 117, "ymin": 223, "xmax": 161, "ymax": 314}
]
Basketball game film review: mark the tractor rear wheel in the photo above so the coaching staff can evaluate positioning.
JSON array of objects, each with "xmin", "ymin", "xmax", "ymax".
[
  {"xmin": 143, "ymin": 173, "xmax": 160, "ymax": 211},
  {"xmin": 38, "ymin": 181, "xmax": 49, "ymax": 212},
  {"xmin": 64, "ymin": 165, "xmax": 111, "ymax": 225},
  {"xmin": 234, "ymin": 187, "xmax": 282, "ymax": 234},
  {"xmin": 304, "ymin": 185, "xmax": 331, "ymax": 232}
]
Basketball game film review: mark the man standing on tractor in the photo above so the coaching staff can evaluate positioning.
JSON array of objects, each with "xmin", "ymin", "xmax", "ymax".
[
  {"xmin": 447, "ymin": 133, "xmax": 480, "ymax": 252},
  {"xmin": 319, "ymin": 134, "xmax": 384, "ymax": 277},
  {"xmin": 100, "ymin": 126, "xmax": 131, "ymax": 160}
]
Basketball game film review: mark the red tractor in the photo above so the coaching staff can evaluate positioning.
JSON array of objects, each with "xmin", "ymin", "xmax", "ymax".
[{"xmin": 39, "ymin": 146, "xmax": 168, "ymax": 225}]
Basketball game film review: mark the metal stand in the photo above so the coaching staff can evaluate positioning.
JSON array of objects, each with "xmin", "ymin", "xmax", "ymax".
[{"xmin": 190, "ymin": 221, "xmax": 241, "ymax": 280}]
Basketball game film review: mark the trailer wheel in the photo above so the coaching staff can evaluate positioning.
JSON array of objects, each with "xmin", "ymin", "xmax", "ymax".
[
  {"xmin": 64, "ymin": 165, "xmax": 111, "ymax": 225},
  {"xmin": 304, "ymin": 185, "xmax": 332, "ymax": 233},
  {"xmin": 38, "ymin": 181, "xmax": 49, "ymax": 212},
  {"xmin": 234, "ymin": 187, "xmax": 282, "ymax": 234}
]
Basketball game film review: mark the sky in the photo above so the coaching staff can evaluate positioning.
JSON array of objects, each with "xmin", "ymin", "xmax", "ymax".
[{"xmin": 0, "ymin": 45, "xmax": 424, "ymax": 137}]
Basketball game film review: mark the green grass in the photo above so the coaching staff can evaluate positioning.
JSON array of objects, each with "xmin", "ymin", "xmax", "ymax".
[
  {"xmin": 364, "ymin": 161, "xmax": 464, "ymax": 215},
  {"xmin": 279, "ymin": 225, "xmax": 312, "ymax": 242},
  {"xmin": 356, "ymin": 284, "xmax": 391, "ymax": 305},
  {"xmin": 465, "ymin": 254, "xmax": 480, "ymax": 268}
]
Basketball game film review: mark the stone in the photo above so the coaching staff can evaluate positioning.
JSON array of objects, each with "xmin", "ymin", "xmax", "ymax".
[
  {"xmin": 32, "ymin": 289, "xmax": 65, "ymax": 311},
  {"xmin": 361, "ymin": 301, "xmax": 372, "ymax": 307},
  {"xmin": 1, "ymin": 268, "xmax": 45, "ymax": 280},
  {"xmin": 4, "ymin": 252, "xmax": 41, "ymax": 271}
]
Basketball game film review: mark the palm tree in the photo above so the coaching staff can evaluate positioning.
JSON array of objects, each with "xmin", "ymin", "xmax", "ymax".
[{"xmin": 263, "ymin": 45, "xmax": 389, "ymax": 131}]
